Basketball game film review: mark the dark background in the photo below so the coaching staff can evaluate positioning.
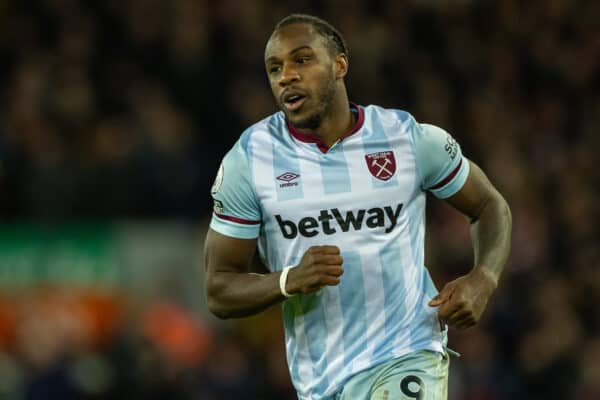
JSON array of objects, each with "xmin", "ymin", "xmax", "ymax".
[{"xmin": 0, "ymin": 0, "xmax": 598, "ymax": 399}]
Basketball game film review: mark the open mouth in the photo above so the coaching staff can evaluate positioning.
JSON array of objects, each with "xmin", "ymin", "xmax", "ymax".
[{"xmin": 283, "ymin": 92, "xmax": 307, "ymax": 112}]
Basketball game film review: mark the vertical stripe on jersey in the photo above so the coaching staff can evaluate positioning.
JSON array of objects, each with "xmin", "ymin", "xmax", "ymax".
[
  {"xmin": 283, "ymin": 298, "xmax": 314, "ymax": 398},
  {"xmin": 240, "ymin": 128, "xmax": 254, "ymax": 171},
  {"xmin": 405, "ymin": 193, "xmax": 426, "ymax": 270},
  {"xmin": 282, "ymin": 255, "xmax": 316, "ymax": 398},
  {"xmin": 250, "ymin": 124, "xmax": 276, "ymax": 199},
  {"xmin": 337, "ymin": 251, "xmax": 367, "ymax": 372},
  {"xmin": 297, "ymin": 149, "xmax": 325, "ymax": 198},
  {"xmin": 297, "ymin": 293, "xmax": 330, "ymax": 395},
  {"xmin": 319, "ymin": 148, "xmax": 352, "ymax": 195},
  {"xmin": 363, "ymin": 111, "xmax": 399, "ymax": 189},
  {"xmin": 391, "ymin": 213, "xmax": 421, "ymax": 357},
  {"xmin": 357, "ymin": 245, "xmax": 386, "ymax": 372},
  {"xmin": 272, "ymin": 141, "xmax": 304, "ymax": 201},
  {"xmin": 283, "ymin": 299, "xmax": 315, "ymax": 399},
  {"xmin": 240, "ymin": 125, "xmax": 259, "ymax": 205},
  {"xmin": 372, "ymin": 243, "xmax": 408, "ymax": 361},
  {"xmin": 321, "ymin": 285, "xmax": 345, "ymax": 391},
  {"xmin": 374, "ymin": 241, "xmax": 416, "ymax": 359}
]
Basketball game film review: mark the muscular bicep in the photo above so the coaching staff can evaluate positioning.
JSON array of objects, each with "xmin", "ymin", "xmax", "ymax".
[
  {"xmin": 203, "ymin": 228, "xmax": 279, "ymax": 319},
  {"xmin": 445, "ymin": 160, "xmax": 501, "ymax": 221},
  {"xmin": 204, "ymin": 228, "xmax": 258, "ymax": 274}
]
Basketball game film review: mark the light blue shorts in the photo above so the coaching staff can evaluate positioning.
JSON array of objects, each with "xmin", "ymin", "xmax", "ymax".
[{"xmin": 336, "ymin": 350, "xmax": 449, "ymax": 400}]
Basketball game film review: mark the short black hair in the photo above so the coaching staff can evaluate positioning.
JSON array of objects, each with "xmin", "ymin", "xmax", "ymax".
[{"xmin": 274, "ymin": 14, "xmax": 349, "ymax": 60}]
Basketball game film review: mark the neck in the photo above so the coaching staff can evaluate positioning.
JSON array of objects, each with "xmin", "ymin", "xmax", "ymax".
[{"xmin": 297, "ymin": 93, "xmax": 354, "ymax": 147}]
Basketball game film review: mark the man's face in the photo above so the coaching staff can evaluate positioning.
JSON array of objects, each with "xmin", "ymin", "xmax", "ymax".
[{"xmin": 264, "ymin": 24, "xmax": 338, "ymax": 130}]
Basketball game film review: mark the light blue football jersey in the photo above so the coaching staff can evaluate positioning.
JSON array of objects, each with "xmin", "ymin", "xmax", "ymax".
[{"xmin": 210, "ymin": 104, "xmax": 470, "ymax": 400}]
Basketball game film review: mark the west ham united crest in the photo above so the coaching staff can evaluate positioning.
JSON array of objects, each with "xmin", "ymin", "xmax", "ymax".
[{"xmin": 365, "ymin": 151, "xmax": 396, "ymax": 181}]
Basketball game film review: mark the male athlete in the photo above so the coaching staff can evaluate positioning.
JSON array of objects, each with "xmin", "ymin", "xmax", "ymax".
[{"xmin": 204, "ymin": 14, "xmax": 511, "ymax": 400}]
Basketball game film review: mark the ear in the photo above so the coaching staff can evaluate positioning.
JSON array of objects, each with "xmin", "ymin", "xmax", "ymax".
[{"xmin": 333, "ymin": 53, "xmax": 349, "ymax": 79}]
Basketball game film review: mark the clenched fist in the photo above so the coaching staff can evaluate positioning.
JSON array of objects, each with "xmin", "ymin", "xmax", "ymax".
[{"xmin": 285, "ymin": 245, "xmax": 344, "ymax": 295}]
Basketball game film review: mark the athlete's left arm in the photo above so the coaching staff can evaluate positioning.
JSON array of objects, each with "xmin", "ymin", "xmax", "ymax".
[{"xmin": 428, "ymin": 160, "xmax": 512, "ymax": 329}]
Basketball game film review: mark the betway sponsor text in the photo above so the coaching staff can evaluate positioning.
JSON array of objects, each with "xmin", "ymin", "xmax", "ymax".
[{"xmin": 275, "ymin": 203, "xmax": 403, "ymax": 239}]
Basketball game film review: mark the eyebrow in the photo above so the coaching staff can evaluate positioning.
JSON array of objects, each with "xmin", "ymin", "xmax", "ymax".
[{"xmin": 265, "ymin": 45, "xmax": 313, "ymax": 64}]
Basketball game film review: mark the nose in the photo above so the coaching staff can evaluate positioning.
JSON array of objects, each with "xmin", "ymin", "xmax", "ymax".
[{"xmin": 278, "ymin": 63, "xmax": 300, "ymax": 87}]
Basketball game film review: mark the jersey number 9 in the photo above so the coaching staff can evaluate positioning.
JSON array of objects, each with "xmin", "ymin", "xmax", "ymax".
[{"xmin": 400, "ymin": 375, "xmax": 424, "ymax": 400}]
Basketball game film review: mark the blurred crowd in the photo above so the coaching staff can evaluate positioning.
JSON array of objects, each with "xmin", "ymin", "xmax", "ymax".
[
  {"xmin": 0, "ymin": 0, "xmax": 599, "ymax": 399},
  {"xmin": 0, "ymin": 289, "xmax": 291, "ymax": 400}
]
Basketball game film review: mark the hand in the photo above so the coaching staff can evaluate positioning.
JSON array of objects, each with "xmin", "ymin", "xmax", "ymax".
[
  {"xmin": 428, "ymin": 268, "xmax": 497, "ymax": 329},
  {"xmin": 286, "ymin": 246, "xmax": 344, "ymax": 295}
]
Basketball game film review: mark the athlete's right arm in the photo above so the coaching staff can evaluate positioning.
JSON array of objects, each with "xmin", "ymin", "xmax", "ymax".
[
  {"xmin": 204, "ymin": 140, "xmax": 342, "ymax": 319},
  {"xmin": 204, "ymin": 230, "xmax": 344, "ymax": 319},
  {"xmin": 203, "ymin": 230, "xmax": 279, "ymax": 319}
]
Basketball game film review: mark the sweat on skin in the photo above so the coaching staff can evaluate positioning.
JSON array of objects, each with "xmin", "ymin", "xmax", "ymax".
[{"xmin": 276, "ymin": 202, "xmax": 404, "ymax": 238}]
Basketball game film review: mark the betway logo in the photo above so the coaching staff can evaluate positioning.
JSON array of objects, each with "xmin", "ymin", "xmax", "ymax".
[{"xmin": 275, "ymin": 203, "xmax": 403, "ymax": 239}]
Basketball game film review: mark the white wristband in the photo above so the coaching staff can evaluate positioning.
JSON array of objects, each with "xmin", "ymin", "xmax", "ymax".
[{"xmin": 279, "ymin": 266, "xmax": 295, "ymax": 298}]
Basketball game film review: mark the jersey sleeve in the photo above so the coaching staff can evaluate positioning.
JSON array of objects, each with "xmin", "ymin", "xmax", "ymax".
[
  {"xmin": 410, "ymin": 122, "xmax": 470, "ymax": 199},
  {"xmin": 209, "ymin": 140, "xmax": 261, "ymax": 239}
]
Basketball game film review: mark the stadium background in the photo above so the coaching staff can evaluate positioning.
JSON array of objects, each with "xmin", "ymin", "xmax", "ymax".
[{"xmin": 0, "ymin": 0, "xmax": 598, "ymax": 399}]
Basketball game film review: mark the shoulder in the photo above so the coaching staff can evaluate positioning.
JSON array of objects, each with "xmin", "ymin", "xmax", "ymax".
[
  {"xmin": 363, "ymin": 104, "xmax": 414, "ymax": 122},
  {"xmin": 411, "ymin": 123, "xmax": 457, "ymax": 154},
  {"xmin": 220, "ymin": 111, "xmax": 288, "ymax": 180},
  {"xmin": 237, "ymin": 111, "xmax": 287, "ymax": 154},
  {"xmin": 365, "ymin": 106, "xmax": 450, "ymax": 150},
  {"xmin": 361, "ymin": 104, "xmax": 416, "ymax": 134}
]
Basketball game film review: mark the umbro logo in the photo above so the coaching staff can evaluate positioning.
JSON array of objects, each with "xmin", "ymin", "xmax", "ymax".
[{"xmin": 276, "ymin": 172, "xmax": 300, "ymax": 188}]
